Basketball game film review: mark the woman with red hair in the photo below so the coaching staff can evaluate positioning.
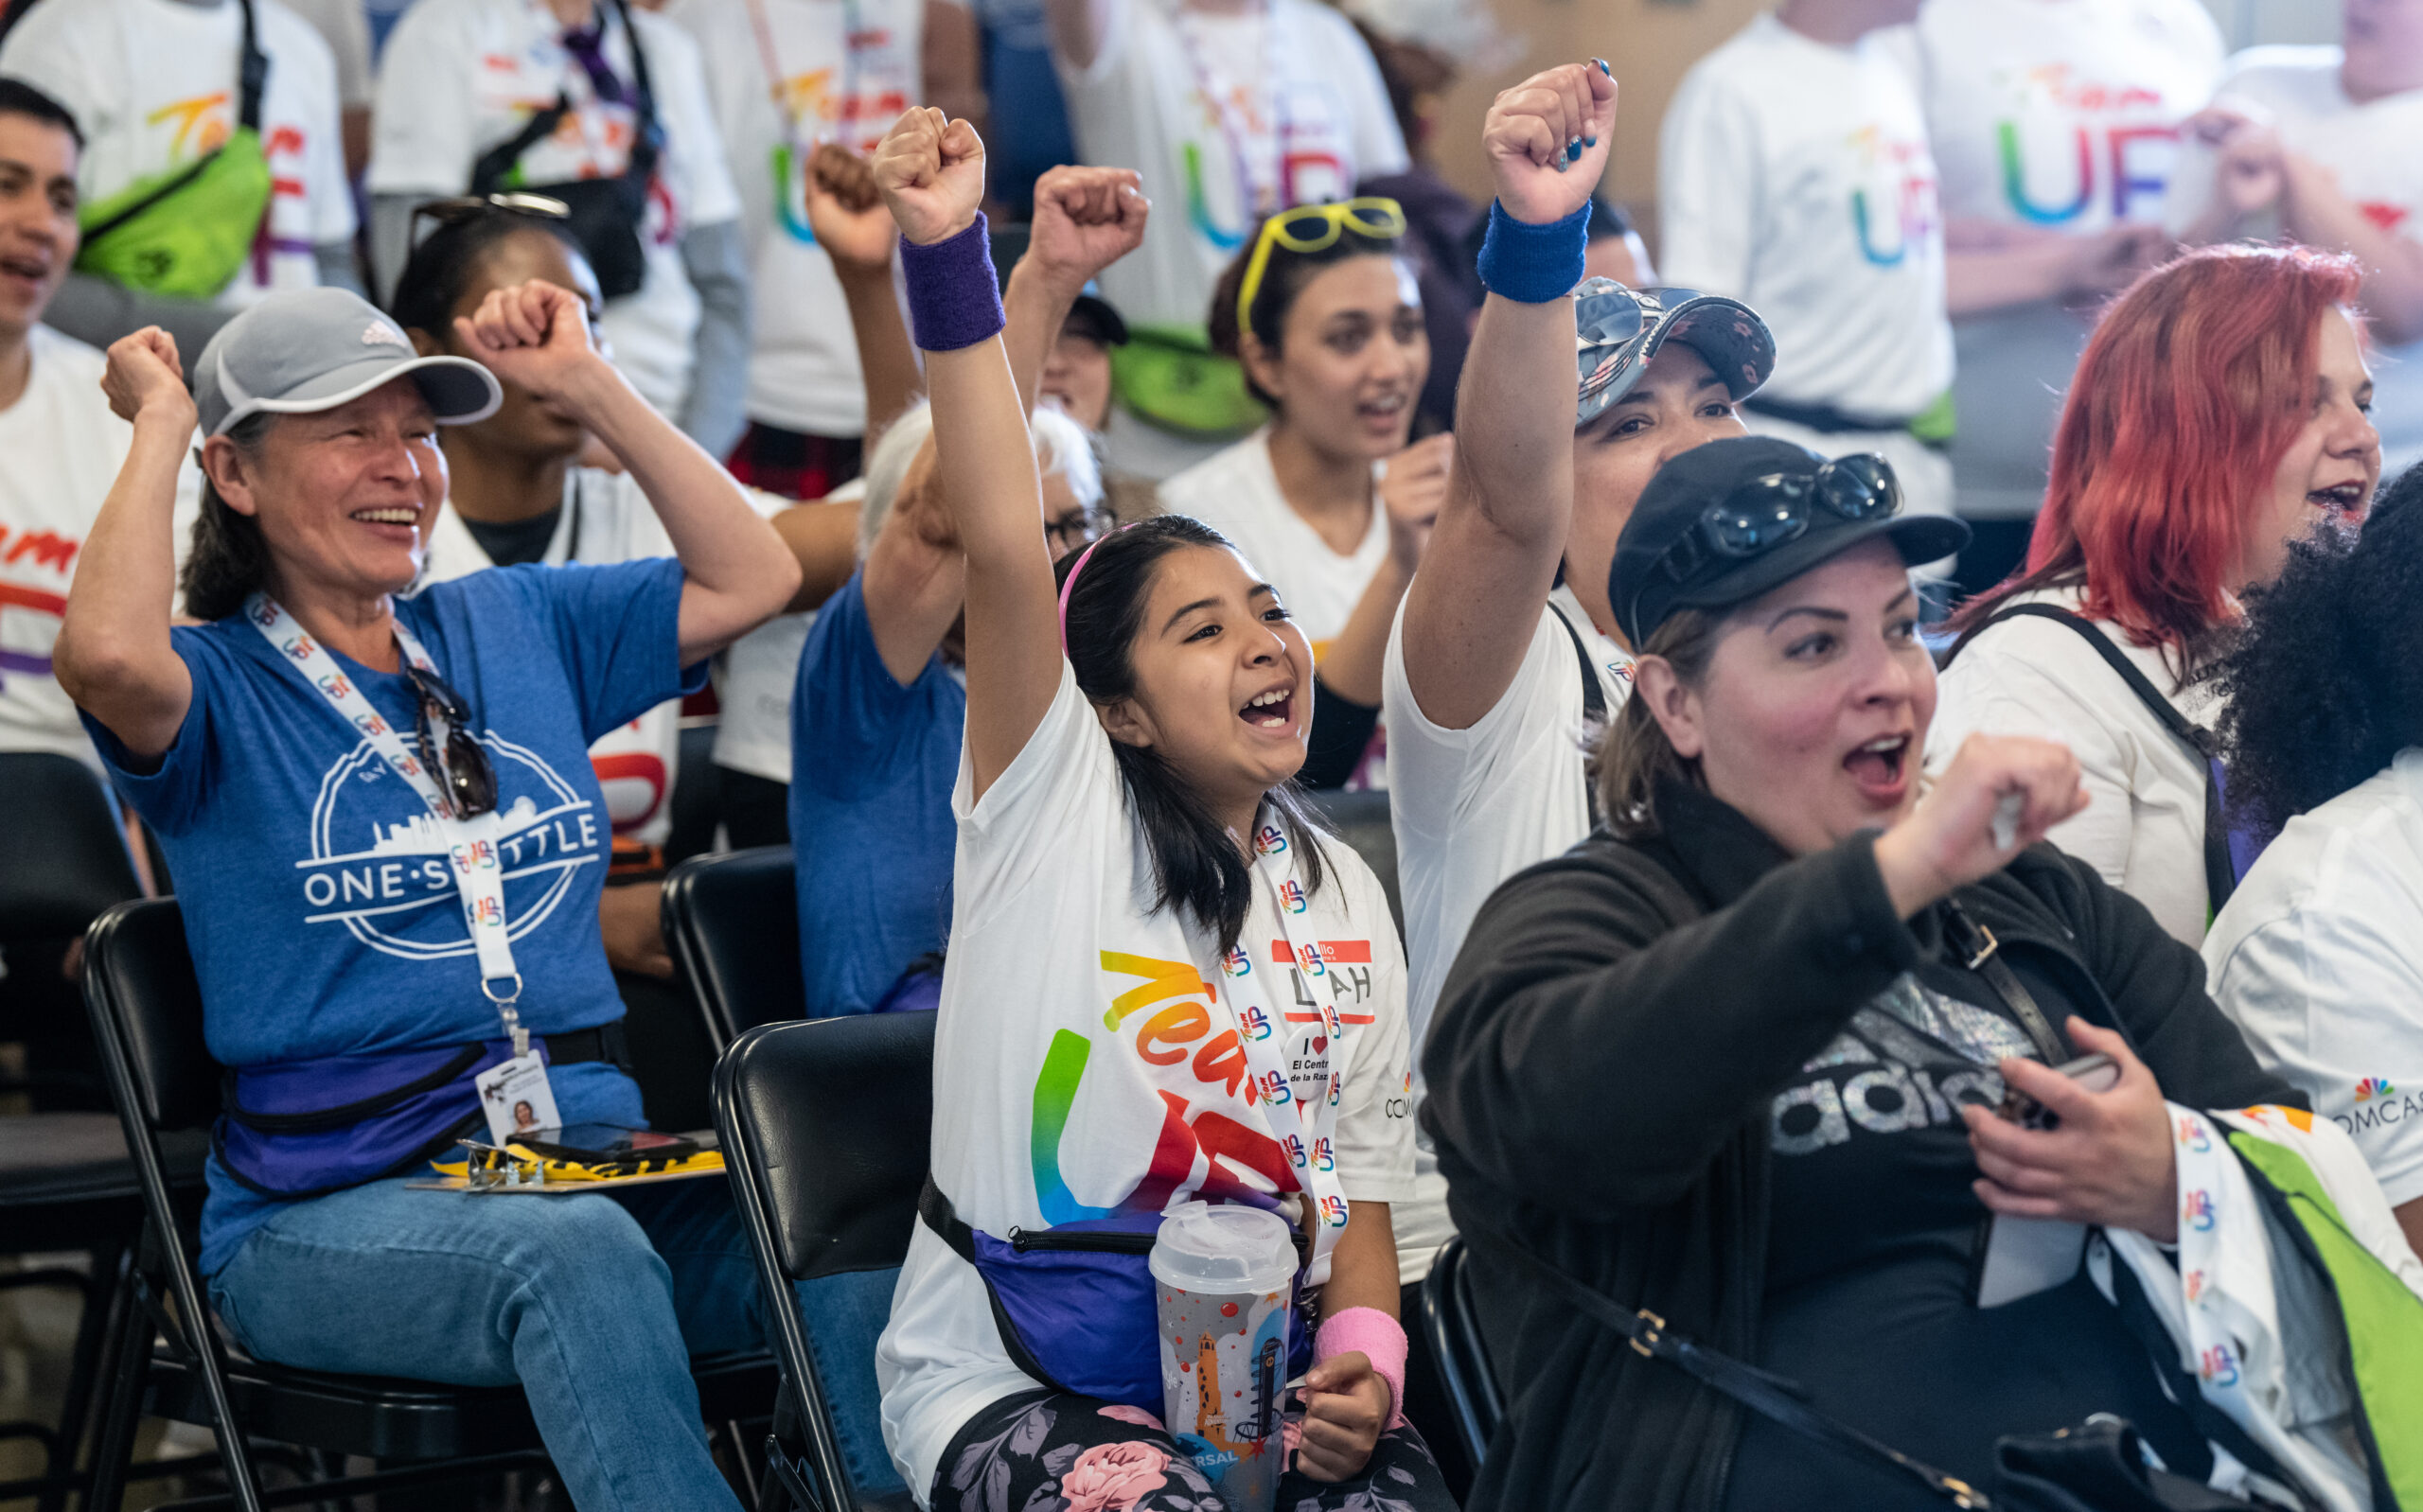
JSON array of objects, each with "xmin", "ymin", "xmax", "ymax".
[{"xmin": 1930, "ymin": 243, "xmax": 2380, "ymax": 944}]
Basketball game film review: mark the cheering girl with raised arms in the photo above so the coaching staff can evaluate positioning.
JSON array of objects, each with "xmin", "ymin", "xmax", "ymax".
[{"xmin": 864, "ymin": 106, "xmax": 1455, "ymax": 1512}]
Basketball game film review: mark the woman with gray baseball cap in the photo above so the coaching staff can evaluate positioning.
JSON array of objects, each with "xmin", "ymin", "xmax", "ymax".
[
  {"xmin": 55, "ymin": 283, "xmax": 799, "ymax": 1512},
  {"xmin": 1375, "ymin": 61, "xmax": 1777, "ymax": 1292}
]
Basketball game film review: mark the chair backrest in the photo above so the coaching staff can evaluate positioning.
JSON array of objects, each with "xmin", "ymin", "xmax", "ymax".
[
  {"xmin": 80, "ymin": 898, "xmax": 217, "ymax": 1134},
  {"xmin": 663, "ymin": 845, "xmax": 802, "ymax": 1050},
  {"xmin": 1419, "ymin": 1237, "xmax": 1501, "ymax": 1469},
  {"xmin": 714, "ymin": 1011, "xmax": 934, "ymax": 1512},
  {"xmin": 714, "ymin": 1011, "xmax": 934, "ymax": 1283},
  {"xmin": 1307, "ymin": 788, "xmax": 1402, "ymax": 937},
  {"xmin": 0, "ymin": 752, "xmax": 144, "ymax": 941}
]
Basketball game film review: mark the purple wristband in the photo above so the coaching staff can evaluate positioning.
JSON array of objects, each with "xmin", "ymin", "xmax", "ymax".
[{"xmin": 898, "ymin": 212, "xmax": 1006, "ymax": 352}]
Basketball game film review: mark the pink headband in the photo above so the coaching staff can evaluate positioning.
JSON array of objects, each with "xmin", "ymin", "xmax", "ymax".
[{"xmin": 1056, "ymin": 524, "xmax": 1131, "ymax": 651}]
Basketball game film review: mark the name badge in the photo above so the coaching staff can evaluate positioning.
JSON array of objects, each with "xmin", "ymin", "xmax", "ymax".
[{"xmin": 475, "ymin": 1053, "xmax": 561, "ymax": 1145}]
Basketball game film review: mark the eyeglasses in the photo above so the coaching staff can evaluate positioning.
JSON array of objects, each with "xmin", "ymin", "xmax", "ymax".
[
  {"xmin": 406, "ymin": 664, "xmax": 498, "ymax": 820},
  {"xmin": 1235, "ymin": 197, "xmax": 1407, "ymax": 336},
  {"xmin": 410, "ymin": 192, "xmax": 573, "ymax": 245},
  {"xmin": 1045, "ymin": 507, "xmax": 1112, "ymax": 555},
  {"xmin": 1653, "ymin": 454, "xmax": 1903, "ymax": 586}
]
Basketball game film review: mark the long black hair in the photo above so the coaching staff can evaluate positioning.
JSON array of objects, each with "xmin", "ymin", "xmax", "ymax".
[
  {"xmin": 389, "ymin": 206, "xmax": 587, "ymax": 343},
  {"xmin": 1055, "ymin": 516, "xmax": 1334, "ymax": 953},
  {"xmin": 181, "ymin": 412, "xmax": 277, "ymax": 622},
  {"xmin": 2214, "ymin": 465, "xmax": 2423, "ymax": 834}
]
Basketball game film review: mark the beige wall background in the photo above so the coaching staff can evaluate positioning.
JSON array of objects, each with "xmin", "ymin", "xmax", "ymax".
[{"xmin": 1421, "ymin": 0, "xmax": 2344, "ymax": 254}]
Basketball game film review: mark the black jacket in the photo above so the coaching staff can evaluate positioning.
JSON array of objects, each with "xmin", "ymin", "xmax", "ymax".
[{"xmin": 1420, "ymin": 782, "xmax": 2299, "ymax": 1512}]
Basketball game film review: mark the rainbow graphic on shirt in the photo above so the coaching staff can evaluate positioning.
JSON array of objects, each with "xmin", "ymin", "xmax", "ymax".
[
  {"xmin": 1987, "ymin": 66, "xmax": 2183, "ymax": 225},
  {"xmin": 1847, "ymin": 126, "xmax": 1938, "ymax": 268},
  {"xmin": 2357, "ymin": 1077, "xmax": 2395, "ymax": 1102}
]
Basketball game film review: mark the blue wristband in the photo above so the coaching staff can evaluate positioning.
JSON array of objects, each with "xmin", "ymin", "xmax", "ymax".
[
  {"xmin": 1477, "ymin": 200, "xmax": 1592, "ymax": 304},
  {"xmin": 899, "ymin": 212, "xmax": 1007, "ymax": 352}
]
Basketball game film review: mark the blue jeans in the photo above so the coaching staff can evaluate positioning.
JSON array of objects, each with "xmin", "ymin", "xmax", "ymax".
[{"xmin": 209, "ymin": 1175, "xmax": 904, "ymax": 1509}]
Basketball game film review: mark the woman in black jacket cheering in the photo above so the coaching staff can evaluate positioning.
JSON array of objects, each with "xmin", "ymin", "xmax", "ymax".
[{"xmin": 1421, "ymin": 433, "xmax": 2300, "ymax": 1512}]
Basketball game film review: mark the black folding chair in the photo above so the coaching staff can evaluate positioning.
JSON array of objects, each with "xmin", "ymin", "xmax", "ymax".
[
  {"xmin": 715, "ymin": 1011, "xmax": 935, "ymax": 1512},
  {"xmin": 0, "ymin": 752, "xmax": 192, "ymax": 1510},
  {"xmin": 1306, "ymin": 788, "xmax": 1403, "ymax": 936},
  {"xmin": 663, "ymin": 845, "xmax": 803, "ymax": 1050},
  {"xmin": 1418, "ymin": 1237, "xmax": 1501, "ymax": 1473},
  {"xmin": 78, "ymin": 897, "xmax": 769, "ymax": 1511}
]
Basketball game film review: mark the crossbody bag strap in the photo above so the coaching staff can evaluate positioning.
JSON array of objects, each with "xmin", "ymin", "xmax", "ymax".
[
  {"xmin": 1465, "ymin": 1223, "xmax": 1991, "ymax": 1509},
  {"xmin": 1950, "ymin": 603, "xmax": 2236, "ymax": 912},
  {"xmin": 1940, "ymin": 901, "xmax": 2071, "ymax": 1066},
  {"xmin": 469, "ymin": 95, "xmax": 575, "ymax": 196},
  {"xmin": 1548, "ymin": 600, "xmax": 1608, "ymax": 828},
  {"xmin": 606, "ymin": 0, "xmax": 662, "ymax": 177},
  {"xmin": 78, "ymin": 0, "xmax": 271, "ymax": 246}
]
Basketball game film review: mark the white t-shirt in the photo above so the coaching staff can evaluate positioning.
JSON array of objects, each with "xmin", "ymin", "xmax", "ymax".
[
  {"xmin": 367, "ymin": 0, "xmax": 744, "ymax": 419},
  {"xmin": 876, "ymin": 663, "xmax": 1416, "ymax": 1493},
  {"xmin": 279, "ymin": 0, "xmax": 377, "ymax": 109},
  {"xmin": 667, "ymin": 0, "xmax": 921, "ymax": 437},
  {"xmin": 2203, "ymin": 748, "xmax": 2423, "ymax": 1206},
  {"xmin": 1379, "ymin": 583, "xmax": 1632, "ymax": 1280},
  {"xmin": 1053, "ymin": 0, "xmax": 1407, "ymax": 330},
  {"xmin": 1900, "ymin": 0, "xmax": 2221, "ymax": 519},
  {"xmin": 1928, "ymin": 587, "xmax": 2220, "ymax": 945},
  {"xmin": 418, "ymin": 467, "xmax": 731, "ymax": 845},
  {"xmin": 2165, "ymin": 47, "xmax": 2423, "ymax": 477},
  {"xmin": 710, "ymin": 478, "xmax": 858, "ymax": 784},
  {"xmin": 1158, "ymin": 431, "xmax": 1387, "ymax": 658},
  {"xmin": 1658, "ymin": 13, "xmax": 1951, "ymax": 420},
  {"xmin": 0, "ymin": 0, "xmax": 355, "ymax": 306},
  {"xmin": 0, "ymin": 327, "xmax": 201, "ymax": 764}
]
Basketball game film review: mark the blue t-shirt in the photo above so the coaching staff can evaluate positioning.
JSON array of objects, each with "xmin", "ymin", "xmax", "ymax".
[
  {"xmin": 86, "ymin": 560, "xmax": 702, "ymax": 1272},
  {"xmin": 787, "ymin": 569, "xmax": 963, "ymax": 1017}
]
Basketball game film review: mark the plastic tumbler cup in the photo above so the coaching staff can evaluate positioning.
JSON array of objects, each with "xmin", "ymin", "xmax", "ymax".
[{"xmin": 1150, "ymin": 1202, "xmax": 1300, "ymax": 1512}]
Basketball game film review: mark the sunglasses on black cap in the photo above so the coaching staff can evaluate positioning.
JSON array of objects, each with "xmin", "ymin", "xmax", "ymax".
[
  {"xmin": 406, "ymin": 664, "xmax": 498, "ymax": 820},
  {"xmin": 1651, "ymin": 453, "xmax": 1901, "ymax": 588}
]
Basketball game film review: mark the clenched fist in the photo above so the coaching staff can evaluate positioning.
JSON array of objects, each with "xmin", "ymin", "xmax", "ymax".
[
  {"xmin": 874, "ymin": 106, "xmax": 986, "ymax": 248},
  {"xmin": 1484, "ymin": 61, "xmax": 1618, "ymax": 228}
]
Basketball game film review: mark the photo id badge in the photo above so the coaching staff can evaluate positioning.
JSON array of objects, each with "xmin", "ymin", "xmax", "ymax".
[{"xmin": 475, "ymin": 1054, "xmax": 560, "ymax": 1145}]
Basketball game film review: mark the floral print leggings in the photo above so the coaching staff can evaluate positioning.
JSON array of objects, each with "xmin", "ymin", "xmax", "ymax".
[{"xmin": 929, "ymin": 1389, "xmax": 1458, "ymax": 1512}]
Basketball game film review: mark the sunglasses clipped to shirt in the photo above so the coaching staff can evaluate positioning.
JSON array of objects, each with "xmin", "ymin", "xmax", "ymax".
[
  {"xmin": 407, "ymin": 664, "xmax": 499, "ymax": 820},
  {"xmin": 1652, "ymin": 453, "xmax": 1903, "ymax": 586},
  {"xmin": 1235, "ymin": 197, "xmax": 1407, "ymax": 334}
]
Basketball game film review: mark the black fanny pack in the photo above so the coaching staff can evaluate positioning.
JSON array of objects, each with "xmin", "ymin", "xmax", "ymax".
[{"xmin": 468, "ymin": 0, "xmax": 661, "ymax": 299}]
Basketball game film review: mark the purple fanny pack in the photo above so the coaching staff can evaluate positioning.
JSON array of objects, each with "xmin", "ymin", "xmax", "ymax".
[
  {"xmin": 917, "ymin": 1179, "xmax": 1312, "ymax": 1414},
  {"xmin": 217, "ymin": 1026, "xmax": 623, "ymax": 1200}
]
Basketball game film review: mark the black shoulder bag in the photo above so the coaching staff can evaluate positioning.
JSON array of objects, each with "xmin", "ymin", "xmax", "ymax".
[
  {"xmin": 1944, "ymin": 604, "xmax": 2237, "ymax": 914},
  {"xmin": 468, "ymin": 0, "xmax": 661, "ymax": 299}
]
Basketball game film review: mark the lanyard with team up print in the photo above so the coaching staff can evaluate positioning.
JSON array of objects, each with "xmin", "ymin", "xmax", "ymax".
[
  {"xmin": 244, "ymin": 594, "xmax": 537, "ymax": 1070},
  {"xmin": 1212, "ymin": 817, "xmax": 1352, "ymax": 1267}
]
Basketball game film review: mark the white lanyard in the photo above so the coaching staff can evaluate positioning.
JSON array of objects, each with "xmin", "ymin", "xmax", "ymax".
[
  {"xmin": 1174, "ymin": 0, "xmax": 1292, "ymax": 222},
  {"xmin": 245, "ymin": 594, "xmax": 531, "ymax": 1054},
  {"xmin": 1214, "ymin": 819, "xmax": 1351, "ymax": 1265}
]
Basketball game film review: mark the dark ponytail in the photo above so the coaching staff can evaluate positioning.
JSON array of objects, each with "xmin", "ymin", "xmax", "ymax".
[
  {"xmin": 1055, "ymin": 516, "xmax": 1334, "ymax": 953},
  {"xmin": 180, "ymin": 413, "xmax": 277, "ymax": 622}
]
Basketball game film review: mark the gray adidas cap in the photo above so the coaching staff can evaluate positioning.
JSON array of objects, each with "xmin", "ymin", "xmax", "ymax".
[{"xmin": 194, "ymin": 287, "xmax": 503, "ymax": 438}]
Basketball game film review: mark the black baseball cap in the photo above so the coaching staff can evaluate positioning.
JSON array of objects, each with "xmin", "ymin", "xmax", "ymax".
[
  {"xmin": 1609, "ymin": 436, "xmax": 1971, "ymax": 646},
  {"xmin": 1063, "ymin": 290, "xmax": 1128, "ymax": 348}
]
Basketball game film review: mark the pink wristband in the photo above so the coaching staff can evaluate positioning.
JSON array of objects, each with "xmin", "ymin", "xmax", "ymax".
[{"xmin": 1314, "ymin": 1306, "xmax": 1407, "ymax": 1432}]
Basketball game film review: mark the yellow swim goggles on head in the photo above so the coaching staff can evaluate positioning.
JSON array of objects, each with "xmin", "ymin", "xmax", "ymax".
[{"xmin": 1235, "ymin": 197, "xmax": 1408, "ymax": 336}]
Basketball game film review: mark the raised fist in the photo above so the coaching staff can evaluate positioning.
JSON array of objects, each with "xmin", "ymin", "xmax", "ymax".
[
  {"xmin": 1026, "ymin": 164, "xmax": 1148, "ymax": 294},
  {"xmin": 874, "ymin": 106, "xmax": 986, "ymax": 247},
  {"xmin": 453, "ymin": 279, "xmax": 601, "ymax": 402},
  {"xmin": 101, "ymin": 326, "xmax": 193, "ymax": 427},
  {"xmin": 805, "ymin": 142, "xmax": 899, "ymax": 273},
  {"xmin": 1484, "ymin": 61, "xmax": 1618, "ymax": 228}
]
